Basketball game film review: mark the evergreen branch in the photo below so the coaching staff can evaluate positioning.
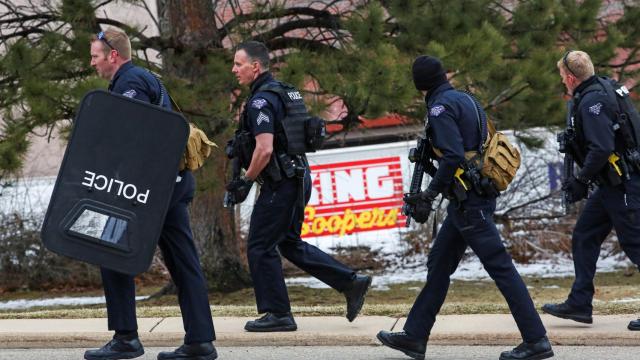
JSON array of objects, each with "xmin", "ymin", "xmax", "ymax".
[
  {"xmin": 137, "ymin": 0, "xmax": 161, "ymax": 34},
  {"xmin": 93, "ymin": 0, "xmax": 115, "ymax": 11},
  {"xmin": 0, "ymin": 75, "xmax": 17, "ymax": 87},
  {"xmin": 489, "ymin": 1, "xmax": 513, "ymax": 16},
  {"xmin": 266, "ymin": 37, "xmax": 339, "ymax": 52},
  {"xmin": 219, "ymin": 7, "xmax": 339, "ymax": 38},
  {"xmin": 252, "ymin": 18, "xmax": 342, "ymax": 43},
  {"xmin": 94, "ymin": 17, "xmax": 169, "ymax": 51},
  {"xmin": 95, "ymin": 17, "xmax": 150, "ymax": 42},
  {"xmin": 0, "ymin": 28, "xmax": 45, "ymax": 41},
  {"xmin": 600, "ymin": 58, "xmax": 640, "ymax": 69},
  {"xmin": 0, "ymin": 13, "xmax": 55, "ymax": 25},
  {"xmin": 487, "ymin": 83, "xmax": 530, "ymax": 109}
]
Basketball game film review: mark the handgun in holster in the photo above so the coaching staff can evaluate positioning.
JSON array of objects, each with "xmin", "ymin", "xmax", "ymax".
[
  {"xmin": 450, "ymin": 168, "xmax": 469, "ymax": 203},
  {"xmin": 276, "ymin": 152, "xmax": 297, "ymax": 179},
  {"xmin": 613, "ymin": 114, "xmax": 640, "ymax": 173},
  {"xmin": 606, "ymin": 153, "xmax": 626, "ymax": 185}
]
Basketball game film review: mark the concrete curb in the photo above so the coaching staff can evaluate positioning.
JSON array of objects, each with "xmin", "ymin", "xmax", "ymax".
[{"xmin": 0, "ymin": 315, "xmax": 638, "ymax": 348}]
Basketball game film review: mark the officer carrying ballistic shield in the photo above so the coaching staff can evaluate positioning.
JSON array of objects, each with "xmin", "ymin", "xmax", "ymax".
[
  {"xmin": 376, "ymin": 56, "xmax": 553, "ymax": 360},
  {"xmin": 78, "ymin": 29, "xmax": 216, "ymax": 360},
  {"xmin": 542, "ymin": 50, "xmax": 640, "ymax": 332},
  {"xmin": 227, "ymin": 41, "xmax": 372, "ymax": 332}
]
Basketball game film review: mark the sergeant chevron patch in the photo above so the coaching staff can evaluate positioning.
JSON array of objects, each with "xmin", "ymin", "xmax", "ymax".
[{"xmin": 256, "ymin": 111, "xmax": 270, "ymax": 125}]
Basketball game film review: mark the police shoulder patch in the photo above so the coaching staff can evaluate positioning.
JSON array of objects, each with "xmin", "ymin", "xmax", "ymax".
[
  {"xmin": 588, "ymin": 102, "xmax": 603, "ymax": 115},
  {"xmin": 256, "ymin": 111, "xmax": 270, "ymax": 126},
  {"xmin": 122, "ymin": 89, "xmax": 137, "ymax": 98},
  {"xmin": 251, "ymin": 98, "xmax": 268, "ymax": 109},
  {"xmin": 430, "ymin": 105, "xmax": 446, "ymax": 117}
]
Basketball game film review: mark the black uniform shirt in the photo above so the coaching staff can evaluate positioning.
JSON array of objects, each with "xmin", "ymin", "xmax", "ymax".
[
  {"xmin": 243, "ymin": 72, "xmax": 284, "ymax": 137},
  {"xmin": 425, "ymin": 82, "xmax": 485, "ymax": 194},
  {"xmin": 108, "ymin": 61, "xmax": 171, "ymax": 110},
  {"xmin": 572, "ymin": 75, "xmax": 616, "ymax": 181}
]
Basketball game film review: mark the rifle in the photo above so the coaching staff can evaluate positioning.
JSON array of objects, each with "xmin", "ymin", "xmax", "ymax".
[
  {"xmin": 403, "ymin": 136, "xmax": 437, "ymax": 226},
  {"xmin": 557, "ymin": 100, "xmax": 575, "ymax": 214},
  {"xmin": 223, "ymin": 140, "xmax": 242, "ymax": 208}
]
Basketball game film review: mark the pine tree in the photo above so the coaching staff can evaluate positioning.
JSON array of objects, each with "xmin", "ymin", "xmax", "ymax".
[{"xmin": 2, "ymin": 0, "xmax": 640, "ymax": 289}]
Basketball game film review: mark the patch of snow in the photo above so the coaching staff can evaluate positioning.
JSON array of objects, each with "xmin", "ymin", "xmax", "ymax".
[
  {"xmin": 0, "ymin": 295, "xmax": 149, "ymax": 310},
  {"xmin": 606, "ymin": 298, "xmax": 640, "ymax": 304},
  {"xmin": 286, "ymin": 255, "xmax": 633, "ymax": 290}
]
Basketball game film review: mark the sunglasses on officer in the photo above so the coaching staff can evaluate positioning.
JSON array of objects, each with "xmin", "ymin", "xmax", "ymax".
[
  {"xmin": 97, "ymin": 31, "xmax": 116, "ymax": 52},
  {"xmin": 562, "ymin": 50, "xmax": 578, "ymax": 78}
]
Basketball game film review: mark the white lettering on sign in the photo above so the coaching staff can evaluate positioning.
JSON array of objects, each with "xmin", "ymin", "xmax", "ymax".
[
  {"xmin": 303, "ymin": 157, "xmax": 405, "ymax": 237},
  {"xmin": 366, "ymin": 166, "xmax": 394, "ymax": 199},
  {"xmin": 81, "ymin": 170, "xmax": 150, "ymax": 204},
  {"xmin": 288, "ymin": 91, "xmax": 302, "ymax": 100},
  {"xmin": 335, "ymin": 169, "xmax": 365, "ymax": 203},
  {"xmin": 319, "ymin": 172, "xmax": 334, "ymax": 204}
]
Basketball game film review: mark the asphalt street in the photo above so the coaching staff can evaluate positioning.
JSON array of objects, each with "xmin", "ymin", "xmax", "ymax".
[{"xmin": 1, "ymin": 346, "xmax": 639, "ymax": 360}]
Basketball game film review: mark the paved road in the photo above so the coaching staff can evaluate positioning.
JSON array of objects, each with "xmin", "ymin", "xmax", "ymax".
[{"xmin": 1, "ymin": 346, "xmax": 638, "ymax": 360}]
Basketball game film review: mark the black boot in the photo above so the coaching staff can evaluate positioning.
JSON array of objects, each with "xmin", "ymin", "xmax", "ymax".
[
  {"xmin": 84, "ymin": 336, "xmax": 144, "ymax": 360},
  {"xmin": 157, "ymin": 342, "xmax": 217, "ymax": 360},
  {"xmin": 244, "ymin": 312, "xmax": 297, "ymax": 332},
  {"xmin": 629, "ymin": 318, "xmax": 640, "ymax": 331},
  {"xmin": 541, "ymin": 302, "xmax": 592, "ymax": 324},
  {"xmin": 344, "ymin": 274, "xmax": 372, "ymax": 322},
  {"xmin": 499, "ymin": 336, "xmax": 554, "ymax": 360},
  {"xmin": 376, "ymin": 330, "xmax": 426, "ymax": 360}
]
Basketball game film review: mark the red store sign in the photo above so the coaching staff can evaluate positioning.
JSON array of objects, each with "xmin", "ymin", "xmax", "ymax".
[{"xmin": 302, "ymin": 156, "xmax": 406, "ymax": 237}]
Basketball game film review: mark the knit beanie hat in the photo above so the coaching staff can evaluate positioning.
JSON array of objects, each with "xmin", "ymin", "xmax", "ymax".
[{"xmin": 412, "ymin": 55, "xmax": 447, "ymax": 91}]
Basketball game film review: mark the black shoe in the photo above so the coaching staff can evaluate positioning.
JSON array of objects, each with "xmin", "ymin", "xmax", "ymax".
[
  {"xmin": 376, "ymin": 330, "xmax": 426, "ymax": 360},
  {"xmin": 244, "ymin": 312, "xmax": 297, "ymax": 332},
  {"xmin": 541, "ymin": 302, "xmax": 593, "ymax": 324},
  {"xmin": 344, "ymin": 274, "xmax": 372, "ymax": 322},
  {"xmin": 157, "ymin": 342, "xmax": 217, "ymax": 360},
  {"xmin": 629, "ymin": 319, "xmax": 640, "ymax": 331},
  {"xmin": 84, "ymin": 337, "xmax": 144, "ymax": 360},
  {"xmin": 499, "ymin": 336, "xmax": 554, "ymax": 360}
]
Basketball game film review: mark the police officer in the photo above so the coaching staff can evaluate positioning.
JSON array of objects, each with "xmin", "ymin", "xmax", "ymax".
[
  {"xmin": 542, "ymin": 50, "xmax": 640, "ymax": 331},
  {"xmin": 377, "ymin": 56, "xmax": 553, "ymax": 360},
  {"xmin": 84, "ymin": 29, "xmax": 216, "ymax": 360},
  {"xmin": 228, "ymin": 41, "xmax": 371, "ymax": 331}
]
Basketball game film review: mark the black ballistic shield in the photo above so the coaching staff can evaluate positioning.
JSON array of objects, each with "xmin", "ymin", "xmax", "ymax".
[{"xmin": 41, "ymin": 90, "xmax": 189, "ymax": 275}]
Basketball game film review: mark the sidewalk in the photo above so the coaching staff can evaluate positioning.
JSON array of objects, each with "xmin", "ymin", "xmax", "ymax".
[{"xmin": 0, "ymin": 315, "xmax": 638, "ymax": 348}]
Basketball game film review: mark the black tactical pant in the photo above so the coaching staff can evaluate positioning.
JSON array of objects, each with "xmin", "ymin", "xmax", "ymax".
[
  {"xmin": 100, "ymin": 171, "xmax": 215, "ymax": 343},
  {"xmin": 567, "ymin": 174, "xmax": 640, "ymax": 312},
  {"xmin": 247, "ymin": 170, "xmax": 356, "ymax": 314},
  {"xmin": 403, "ymin": 193, "xmax": 547, "ymax": 342}
]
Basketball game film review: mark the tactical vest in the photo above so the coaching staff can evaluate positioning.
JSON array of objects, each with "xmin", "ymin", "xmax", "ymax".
[
  {"xmin": 256, "ymin": 81, "xmax": 326, "ymax": 155},
  {"xmin": 572, "ymin": 77, "xmax": 640, "ymax": 175},
  {"xmin": 429, "ymin": 91, "xmax": 520, "ymax": 194}
]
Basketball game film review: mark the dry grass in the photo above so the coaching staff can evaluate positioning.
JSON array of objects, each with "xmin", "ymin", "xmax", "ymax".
[{"xmin": 1, "ymin": 270, "xmax": 638, "ymax": 319}]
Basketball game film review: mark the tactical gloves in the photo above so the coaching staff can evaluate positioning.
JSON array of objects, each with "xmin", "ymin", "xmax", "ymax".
[
  {"xmin": 225, "ymin": 176, "xmax": 254, "ymax": 204},
  {"xmin": 563, "ymin": 175, "xmax": 589, "ymax": 204},
  {"xmin": 403, "ymin": 189, "xmax": 438, "ymax": 223}
]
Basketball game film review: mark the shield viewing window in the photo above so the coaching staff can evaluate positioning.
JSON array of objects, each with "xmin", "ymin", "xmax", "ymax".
[
  {"xmin": 68, "ymin": 209, "xmax": 128, "ymax": 245},
  {"xmin": 64, "ymin": 203, "xmax": 132, "ymax": 252}
]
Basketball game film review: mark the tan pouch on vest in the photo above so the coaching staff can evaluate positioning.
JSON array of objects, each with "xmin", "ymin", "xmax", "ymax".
[{"xmin": 179, "ymin": 123, "xmax": 217, "ymax": 171}]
